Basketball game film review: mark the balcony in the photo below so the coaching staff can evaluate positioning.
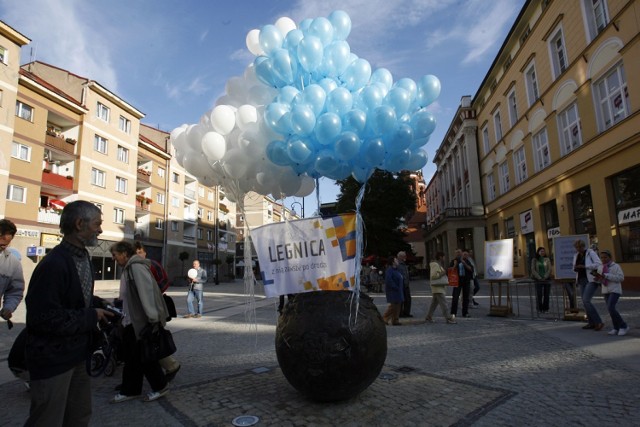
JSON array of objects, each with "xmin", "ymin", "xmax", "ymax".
[
  {"xmin": 426, "ymin": 207, "xmax": 473, "ymax": 231},
  {"xmin": 45, "ymin": 133, "xmax": 76, "ymax": 155},
  {"xmin": 37, "ymin": 208, "xmax": 61, "ymax": 224},
  {"xmin": 42, "ymin": 170, "xmax": 73, "ymax": 190},
  {"xmin": 137, "ymin": 168, "xmax": 151, "ymax": 184},
  {"xmin": 135, "ymin": 199, "xmax": 151, "ymax": 212},
  {"xmin": 184, "ymin": 188, "xmax": 196, "ymax": 201}
]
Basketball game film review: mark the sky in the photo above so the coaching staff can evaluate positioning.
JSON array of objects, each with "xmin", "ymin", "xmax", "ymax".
[{"xmin": 1, "ymin": 0, "xmax": 525, "ymax": 216}]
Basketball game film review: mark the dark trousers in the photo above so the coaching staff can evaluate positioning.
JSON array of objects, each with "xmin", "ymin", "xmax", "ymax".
[
  {"xmin": 120, "ymin": 325, "xmax": 167, "ymax": 396},
  {"xmin": 450, "ymin": 280, "xmax": 470, "ymax": 316},
  {"xmin": 401, "ymin": 285, "xmax": 412, "ymax": 316},
  {"xmin": 535, "ymin": 281, "xmax": 551, "ymax": 312}
]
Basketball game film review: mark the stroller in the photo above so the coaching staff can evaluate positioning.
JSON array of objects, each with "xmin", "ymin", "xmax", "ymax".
[{"xmin": 87, "ymin": 303, "xmax": 124, "ymax": 377}]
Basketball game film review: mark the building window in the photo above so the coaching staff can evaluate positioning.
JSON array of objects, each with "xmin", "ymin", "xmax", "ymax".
[
  {"xmin": 156, "ymin": 192, "xmax": 165, "ymax": 205},
  {"xmin": 91, "ymin": 168, "xmax": 106, "ymax": 187},
  {"xmin": 557, "ymin": 102, "xmax": 582, "ymax": 156},
  {"xmin": 172, "ymin": 172, "xmax": 180, "ymax": 184},
  {"xmin": 569, "ymin": 186, "xmax": 596, "ymax": 237},
  {"xmin": 207, "ymin": 210, "xmax": 213, "ymax": 221},
  {"xmin": 612, "ymin": 165, "xmax": 640, "ymax": 261},
  {"xmin": 549, "ymin": 27, "xmax": 568, "ymax": 78},
  {"xmin": 486, "ymin": 174, "xmax": 496, "ymax": 202},
  {"xmin": 197, "ymin": 228, "xmax": 203, "ymax": 239},
  {"xmin": 171, "ymin": 196, "xmax": 180, "ymax": 207},
  {"xmin": 505, "ymin": 217, "xmax": 515, "ymax": 238},
  {"xmin": 0, "ymin": 46, "xmax": 6, "ymax": 64},
  {"xmin": 583, "ymin": 0, "xmax": 609, "ymax": 41},
  {"xmin": 117, "ymin": 145, "xmax": 129, "ymax": 163},
  {"xmin": 499, "ymin": 161, "xmax": 510, "ymax": 194},
  {"xmin": 197, "ymin": 208, "xmax": 203, "ymax": 218},
  {"xmin": 15, "ymin": 101, "xmax": 34, "ymax": 121},
  {"xmin": 155, "ymin": 218, "xmax": 164, "ymax": 230},
  {"xmin": 198, "ymin": 186, "xmax": 205, "ymax": 197},
  {"xmin": 514, "ymin": 146, "xmax": 527, "ymax": 184},
  {"xmin": 208, "ymin": 189, "xmax": 214, "ymax": 201},
  {"xmin": 492, "ymin": 223, "xmax": 500, "ymax": 240},
  {"xmin": 113, "ymin": 208, "xmax": 125, "ymax": 224},
  {"xmin": 594, "ymin": 62, "xmax": 630, "ymax": 131},
  {"xmin": 171, "ymin": 220, "xmax": 179, "ymax": 232},
  {"xmin": 119, "ymin": 115, "xmax": 131, "ymax": 134},
  {"xmin": 94, "ymin": 135, "xmax": 108, "ymax": 154},
  {"xmin": 12, "ymin": 142, "xmax": 31, "ymax": 161},
  {"xmin": 97, "ymin": 102, "xmax": 110, "ymax": 122},
  {"xmin": 207, "ymin": 230, "xmax": 213, "ymax": 241},
  {"xmin": 158, "ymin": 167, "xmax": 165, "ymax": 177},
  {"xmin": 507, "ymin": 90, "xmax": 518, "ymax": 127},
  {"xmin": 6, "ymin": 184, "xmax": 26, "ymax": 203},
  {"xmin": 482, "ymin": 125, "xmax": 490, "ymax": 155},
  {"xmin": 532, "ymin": 128, "xmax": 551, "ymax": 172},
  {"xmin": 493, "ymin": 110, "xmax": 503, "ymax": 142},
  {"xmin": 525, "ymin": 62, "xmax": 539, "ymax": 107},
  {"xmin": 542, "ymin": 200, "xmax": 560, "ymax": 252},
  {"xmin": 115, "ymin": 177, "xmax": 128, "ymax": 194}
]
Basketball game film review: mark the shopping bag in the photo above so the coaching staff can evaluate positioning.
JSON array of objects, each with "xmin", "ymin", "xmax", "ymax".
[
  {"xmin": 140, "ymin": 324, "xmax": 176, "ymax": 363},
  {"xmin": 447, "ymin": 267, "xmax": 459, "ymax": 287}
]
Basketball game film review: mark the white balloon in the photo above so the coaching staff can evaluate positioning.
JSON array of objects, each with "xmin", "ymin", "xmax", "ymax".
[
  {"xmin": 186, "ymin": 124, "xmax": 207, "ymax": 152},
  {"xmin": 184, "ymin": 152, "xmax": 214, "ymax": 178},
  {"xmin": 187, "ymin": 268, "xmax": 198, "ymax": 279},
  {"xmin": 243, "ymin": 63, "xmax": 259, "ymax": 85},
  {"xmin": 170, "ymin": 130, "xmax": 187, "ymax": 152},
  {"xmin": 201, "ymin": 132, "xmax": 227, "ymax": 162},
  {"xmin": 225, "ymin": 76, "xmax": 249, "ymax": 105},
  {"xmin": 236, "ymin": 105, "xmax": 258, "ymax": 130},
  {"xmin": 222, "ymin": 149, "xmax": 249, "ymax": 179},
  {"xmin": 170, "ymin": 124, "xmax": 188, "ymax": 143},
  {"xmin": 210, "ymin": 105, "xmax": 236, "ymax": 135},
  {"xmin": 277, "ymin": 170, "xmax": 302, "ymax": 196},
  {"xmin": 275, "ymin": 17, "xmax": 297, "ymax": 37},
  {"xmin": 294, "ymin": 175, "xmax": 316, "ymax": 197},
  {"xmin": 247, "ymin": 84, "xmax": 277, "ymax": 106},
  {"xmin": 246, "ymin": 29, "xmax": 264, "ymax": 56}
]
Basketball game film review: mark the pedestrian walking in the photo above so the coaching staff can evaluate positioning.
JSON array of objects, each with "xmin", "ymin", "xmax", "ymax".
[
  {"xmin": 425, "ymin": 252, "xmax": 456, "ymax": 324},
  {"xmin": 593, "ymin": 249, "xmax": 630, "ymax": 336},
  {"xmin": 397, "ymin": 251, "xmax": 413, "ymax": 318},
  {"xmin": 450, "ymin": 249, "xmax": 473, "ymax": 318},
  {"xmin": 573, "ymin": 239, "xmax": 604, "ymax": 331},
  {"xmin": 184, "ymin": 260, "xmax": 207, "ymax": 318},
  {"xmin": 382, "ymin": 257, "xmax": 404, "ymax": 326},
  {"xmin": 0, "ymin": 219, "xmax": 24, "ymax": 329}
]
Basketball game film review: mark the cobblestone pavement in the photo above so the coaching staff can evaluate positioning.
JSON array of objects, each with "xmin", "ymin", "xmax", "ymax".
[{"xmin": 1, "ymin": 279, "xmax": 638, "ymax": 426}]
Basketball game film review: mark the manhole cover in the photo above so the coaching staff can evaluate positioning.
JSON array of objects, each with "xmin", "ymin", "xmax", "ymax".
[
  {"xmin": 379, "ymin": 372, "xmax": 398, "ymax": 380},
  {"xmin": 232, "ymin": 415, "xmax": 260, "ymax": 426}
]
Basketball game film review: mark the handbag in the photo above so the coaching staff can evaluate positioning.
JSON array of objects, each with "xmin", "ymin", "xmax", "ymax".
[
  {"xmin": 447, "ymin": 267, "xmax": 459, "ymax": 287},
  {"xmin": 139, "ymin": 323, "xmax": 176, "ymax": 363},
  {"xmin": 430, "ymin": 264, "xmax": 449, "ymax": 285},
  {"xmin": 163, "ymin": 294, "xmax": 177, "ymax": 320}
]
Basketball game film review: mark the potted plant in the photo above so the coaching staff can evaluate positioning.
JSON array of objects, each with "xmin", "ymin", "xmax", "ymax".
[{"xmin": 65, "ymin": 138, "xmax": 77, "ymax": 145}]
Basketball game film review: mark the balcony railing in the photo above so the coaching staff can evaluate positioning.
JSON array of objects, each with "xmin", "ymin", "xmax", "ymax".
[
  {"xmin": 135, "ymin": 199, "xmax": 150, "ymax": 211},
  {"xmin": 137, "ymin": 169, "xmax": 151, "ymax": 184},
  {"xmin": 37, "ymin": 208, "xmax": 61, "ymax": 224},
  {"xmin": 426, "ymin": 207, "xmax": 473, "ymax": 231},
  {"xmin": 184, "ymin": 188, "xmax": 196, "ymax": 200},
  {"xmin": 42, "ymin": 170, "xmax": 74, "ymax": 190},
  {"xmin": 45, "ymin": 133, "xmax": 76, "ymax": 155}
]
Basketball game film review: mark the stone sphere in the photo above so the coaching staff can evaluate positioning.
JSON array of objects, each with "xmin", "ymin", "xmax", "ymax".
[{"xmin": 275, "ymin": 291, "xmax": 387, "ymax": 402}]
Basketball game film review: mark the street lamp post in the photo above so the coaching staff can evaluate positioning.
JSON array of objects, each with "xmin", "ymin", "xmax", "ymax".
[{"xmin": 291, "ymin": 200, "xmax": 304, "ymax": 218}]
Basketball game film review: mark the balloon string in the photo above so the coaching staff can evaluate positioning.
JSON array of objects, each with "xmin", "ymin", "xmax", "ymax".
[
  {"xmin": 315, "ymin": 178, "xmax": 321, "ymax": 217},
  {"xmin": 349, "ymin": 180, "xmax": 367, "ymax": 329}
]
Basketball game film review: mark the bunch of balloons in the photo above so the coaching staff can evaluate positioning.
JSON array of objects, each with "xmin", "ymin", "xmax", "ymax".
[{"xmin": 169, "ymin": 10, "xmax": 440, "ymax": 200}]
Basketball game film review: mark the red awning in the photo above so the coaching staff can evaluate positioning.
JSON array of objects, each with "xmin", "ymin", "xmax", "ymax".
[{"xmin": 50, "ymin": 199, "xmax": 67, "ymax": 210}]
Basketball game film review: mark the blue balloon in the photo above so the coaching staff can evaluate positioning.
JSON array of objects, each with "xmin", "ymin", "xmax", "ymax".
[
  {"xmin": 314, "ymin": 149, "xmax": 339, "ymax": 176},
  {"xmin": 326, "ymin": 87, "xmax": 353, "ymax": 116},
  {"xmin": 254, "ymin": 56, "xmax": 278, "ymax": 87},
  {"xmin": 351, "ymin": 165, "xmax": 373, "ymax": 183},
  {"xmin": 342, "ymin": 109, "xmax": 367, "ymax": 136},
  {"xmin": 297, "ymin": 36, "xmax": 323, "ymax": 72},
  {"xmin": 340, "ymin": 58, "xmax": 371, "ymax": 91},
  {"xmin": 385, "ymin": 87, "xmax": 411, "ymax": 117},
  {"xmin": 266, "ymin": 140, "xmax": 291, "ymax": 166},
  {"xmin": 301, "ymin": 84, "xmax": 326, "ymax": 116},
  {"xmin": 324, "ymin": 41, "xmax": 351, "ymax": 76},
  {"xmin": 370, "ymin": 68, "xmax": 393, "ymax": 91},
  {"xmin": 417, "ymin": 74, "xmax": 441, "ymax": 108},
  {"xmin": 411, "ymin": 109, "xmax": 436, "ymax": 139},
  {"xmin": 370, "ymin": 105, "xmax": 397, "ymax": 136},
  {"xmin": 361, "ymin": 137, "xmax": 385, "ymax": 167},
  {"xmin": 405, "ymin": 148, "xmax": 428, "ymax": 171},
  {"xmin": 290, "ymin": 104, "xmax": 316, "ymax": 136},
  {"xmin": 383, "ymin": 149, "xmax": 411, "ymax": 172},
  {"xmin": 329, "ymin": 10, "xmax": 352, "ymax": 41},
  {"xmin": 287, "ymin": 138, "xmax": 314, "ymax": 163},
  {"xmin": 284, "ymin": 29, "xmax": 304, "ymax": 52},
  {"xmin": 389, "ymin": 123, "xmax": 413, "ymax": 152},
  {"xmin": 395, "ymin": 78, "xmax": 417, "ymax": 103},
  {"xmin": 318, "ymin": 77, "xmax": 338, "ymax": 94},
  {"xmin": 259, "ymin": 25, "xmax": 284, "ymax": 55},
  {"xmin": 277, "ymin": 85, "xmax": 301, "ymax": 105},
  {"xmin": 355, "ymin": 84, "xmax": 384, "ymax": 113},
  {"xmin": 264, "ymin": 103, "xmax": 292, "ymax": 134},
  {"xmin": 315, "ymin": 112, "xmax": 342, "ymax": 145},
  {"xmin": 299, "ymin": 18, "xmax": 312, "ymax": 32},
  {"xmin": 271, "ymin": 48, "xmax": 295, "ymax": 85},
  {"xmin": 308, "ymin": 17, "xmax": 334, "ymax": 46},
  {"xmin": 334, "ymin": 131, "xmax": 361, "ymax": 161}
]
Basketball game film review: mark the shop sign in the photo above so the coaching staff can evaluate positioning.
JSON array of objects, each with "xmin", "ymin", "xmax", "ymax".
[
  {"xmin": 618, "ymin": 206, "xmax": 640, "ymax": 225},
  {"xmin": 16, "ymin": 228, "xmax": 40, "ymax": 238},
  {"xmin": 520, "ymin": 209, "xmax": 534, "ymax": 234},
  {"xmin": 42, "ymin": 233, "xmax": 63, "ymax": 245},
  {"xmin": 547, "ymin": 227, "xmax": 560, "ymax": 239}
]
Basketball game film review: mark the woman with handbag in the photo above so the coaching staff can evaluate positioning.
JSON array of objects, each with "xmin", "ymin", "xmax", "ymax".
[
  {"xmin": 426, "ymin": 252, "xmax": 457, "ymax": 324},
  {"xmin": 382, "ymin": 256, "xmax": 404, "ymax": 326},
  {"xmin": 109, "ymin": 241, "xmax": 171, "ymax": 403}
]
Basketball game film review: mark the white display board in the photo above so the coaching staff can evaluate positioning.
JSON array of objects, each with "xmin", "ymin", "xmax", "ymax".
[
  {"xmin": 552, "ymin": 234, "xmax": 589, "ymax": 280},
  {"xmin": 484, "ymin": 239, "xmax": 514, "ymax": 280}
]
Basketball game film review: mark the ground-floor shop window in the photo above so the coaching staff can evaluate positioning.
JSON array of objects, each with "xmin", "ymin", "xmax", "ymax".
[{"xmin": 612, "ymin": 165, "xmax": 640, "ymax": 261}]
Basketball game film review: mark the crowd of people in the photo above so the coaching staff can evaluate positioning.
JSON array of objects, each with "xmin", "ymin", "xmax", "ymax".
[{"xmin": 0, "ymin": 199, "xmax": 635, "ymax": 425}]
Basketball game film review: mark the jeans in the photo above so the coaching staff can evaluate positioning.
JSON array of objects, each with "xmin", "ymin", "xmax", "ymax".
[
  {"xmin": 581, "ymin": 281, "xmax": 602, "ymax": 325},
  {"xmin": 450, "ymin": 279, "xmax": 470, "ymax": 316},
  {"xmin": 604, "ymin": 293, "xmax": 627, "ymax": 331},
  {"xmin": 401, "ymin": 285, "xmax": 412, "ymax": 316},
  {"xmin": 187, "ymin": 288, "xmax": 203, "ymax": 315},
  {"xmin": 535, "ymin": 281, "xmax": 550, "ymax": 312}
]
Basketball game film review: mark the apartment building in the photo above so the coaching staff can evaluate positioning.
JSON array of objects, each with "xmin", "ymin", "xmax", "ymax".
[
  {"xmin": 425, "ymin": 0, "xmax": 640, "ymax": 286},
  {"xmin": 0, "ymin": 21, "xmax": 30, "ymax": 219}
]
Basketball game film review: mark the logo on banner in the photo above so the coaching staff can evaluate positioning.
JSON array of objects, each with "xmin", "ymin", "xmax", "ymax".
[{"xmin": 251, "ymin": 214, "xmax": 358, "ymax": 298}]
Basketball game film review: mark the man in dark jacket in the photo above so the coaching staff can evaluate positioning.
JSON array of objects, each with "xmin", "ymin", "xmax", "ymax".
[{"xmin": 25, "ymin": 200, "xmax": 113, "ymax": 426}]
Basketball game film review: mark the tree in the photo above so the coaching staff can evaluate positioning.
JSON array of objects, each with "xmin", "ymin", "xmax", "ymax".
[{"xmin": 335, "ymin": 170, "xmax": 417, "ymax": 257}]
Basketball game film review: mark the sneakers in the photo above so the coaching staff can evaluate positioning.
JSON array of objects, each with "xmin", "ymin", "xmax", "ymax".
[
  {"xmin": 582, "ymin": 324, "xmax": 595, "ymax": 330},
  {"xmin": 607, "ymin": 329, "xmax": 619, "ymax": 336},
  {"xmin": 463, "ymin": 314, "xmax": 471, "ymax": 318},
  {"xmin": 618, "ymin": 326, "xmax": 630, "ymax": 336},
  {"xmin": 472, "ymin": 299, "xmax": 480, "ymax": 306},
  {"xmin": 165, "ymin": 365, "xmax": 181, "ymax": 382},
  {"xmin": 194, "ymin": 314, "xmax": 202, "ymax": 318},
  {"xmin": 446, "ymin": 317, "xmax": 457, "ymax": 324},
  {"xmin": 425, "ymin": 317, "xmax": 433, "ymax": 323},
  {"xmin": 594, "ymin": 323, "xmax": 605, "ymax": 331},
  {"xmin": 182, "ymin": 314, "xmax": 193, "ymax": 318},
  {"xmin": 144, "ymin": 387, "xmax": 169, "ymax": 402},
  {"xmin": 110, "ymin": 393, "xmax": 140, "ymax": 404}
]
